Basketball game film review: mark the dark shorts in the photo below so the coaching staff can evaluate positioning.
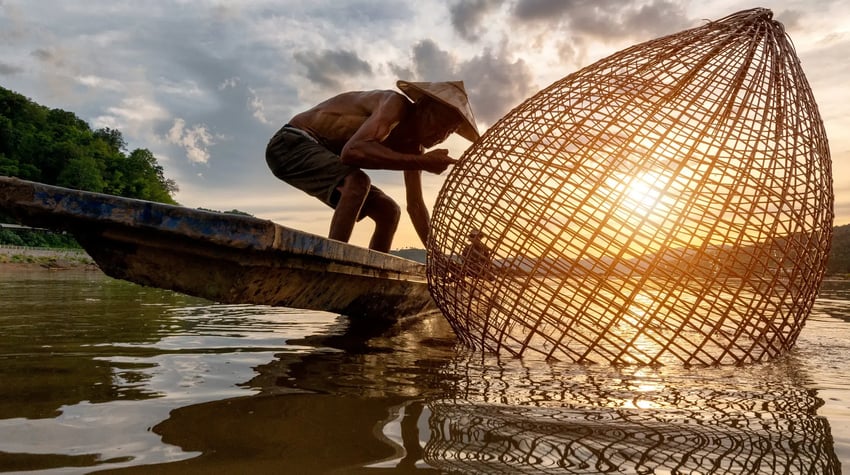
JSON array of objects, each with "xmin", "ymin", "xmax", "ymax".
[{"xmin": 265, "ymin": 125, "xmax": 357, "ymax": 208}]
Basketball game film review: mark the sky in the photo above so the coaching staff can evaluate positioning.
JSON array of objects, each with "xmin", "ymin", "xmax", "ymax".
[{"xmin": 0, "ymin": 0, "xmax": 848, "ymax": 250}]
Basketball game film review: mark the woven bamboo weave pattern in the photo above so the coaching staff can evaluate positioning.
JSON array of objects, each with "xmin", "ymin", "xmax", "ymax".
[
  {"xmin": 422, "ymin": 358, "xmax": 837, "ymax": 473},
  {"xmin": 426, "ymin": 8, "xmax": 833, "ymax": 365}
]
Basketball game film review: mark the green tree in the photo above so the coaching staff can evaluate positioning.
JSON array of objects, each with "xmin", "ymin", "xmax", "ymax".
[
  {"xmin": 0, "ymin": 154, "xmax": 18, "ymax": 176},
  {"xmin": 57, "ymin": 155, "xmax": 106, "ymax": 192},
  {"xmin": 0, "ymin": 228, "xmax": 24, "ymax": 246},
  {"xmin": 93, "ymin": 127, "xmax": 127, "ymax": 152},
  {"xmin": 118, "ymin": 148, "xmax": 178, "ymax": 204},
  {"xmin": 0, "ymin": 85, "xmax": 178, "ymax": 204}
]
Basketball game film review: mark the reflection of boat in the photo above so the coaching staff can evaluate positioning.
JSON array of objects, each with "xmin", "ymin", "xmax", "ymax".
[{"xmin": 0, "ymin": 176, "xmax": 436, "ymax": 320}]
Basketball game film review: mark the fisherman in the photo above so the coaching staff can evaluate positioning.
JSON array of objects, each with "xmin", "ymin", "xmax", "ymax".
[
  {"xmin": 461, "ymin": 228, "xmax": 492, "ymax": 279},
  {"xmin": 265, "ymin": 80, "xmax": 479, "ymax": 253},
  {"xmin": 444, "ymin": 228, "xmax": 493, "ymax": 282}
]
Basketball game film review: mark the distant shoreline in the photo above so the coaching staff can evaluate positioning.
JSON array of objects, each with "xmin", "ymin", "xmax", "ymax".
[
  {"xmin": 2, "ymin": 245, "xmax": 847, "ymax": 280},
  {"xmin": 0, "ymin": 246, "xmax": 98, "ymax": 270}
]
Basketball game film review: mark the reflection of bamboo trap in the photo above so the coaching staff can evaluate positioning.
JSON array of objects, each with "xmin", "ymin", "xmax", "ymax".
[
  {"xmin": 422, "ymin": 358, "xmax": 839, "ymax": 474},
  {"xmin": 427, "ymin": 9, "xmax": 833, "ymax": 365},
  {"xmin": 425, "ymin": 400, "xmax": 837, "ymax": 474}
]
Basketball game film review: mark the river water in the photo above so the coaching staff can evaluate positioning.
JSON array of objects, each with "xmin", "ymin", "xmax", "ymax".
[{"xmin": 0, "ymin": 267, "xmax": 848, "ymax": 474}]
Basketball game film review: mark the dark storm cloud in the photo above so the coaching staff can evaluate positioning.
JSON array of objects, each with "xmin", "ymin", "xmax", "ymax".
[
  {"xmin": 459, "ymin": 48, "xmax": 536, "ymax": 125},
  {"xmin": 411, "ymin": 40, "xmax": 455, "ymax": 80},
  {"xmin": 390, "ymin": 63, "xmax": 416, "ymax": 81},
  {"xmin": 403, "ymin": 39, "xmax": 535, "ymax": 126},
  {"xmin": 622, "ymin": 1, "xmax": 689, "ymax": 36},
  {"xmin": 30, "ymin": 48, "xmax": 55, "ymax": 63},
  {"xmin": 0, "ymin": 62, "xmax": 22, "ymax": 75},
  {"xmin": 303, "ymin": 0, "xmax": 413, "ymax": 28},
  {"xmin": 513, "ymin": 0, "xmax": 572, "ymax": 21},
  {"xmin": 293, "ymin": 49, "xmax": 373, "ymax": 89},
  {"xmin": 512, "ymin": 0, "xmax": 689, "ymax": 40},
  {"xmin": 449, "ymin": 0, "xmax": 504, "ymax": 41},
  {"xmin": 130, "ymin": 15, "xmax": 265, "ymax": 94}
]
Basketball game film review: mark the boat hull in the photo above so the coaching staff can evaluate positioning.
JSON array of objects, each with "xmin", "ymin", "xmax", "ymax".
[{"xmin": 0, "ymin": 177, "xmax": 436, "ymax": 321}]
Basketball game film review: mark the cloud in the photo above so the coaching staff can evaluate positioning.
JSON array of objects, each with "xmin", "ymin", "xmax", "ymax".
[
  {"xmin": 166, "ymin": 118, "xmax": 215, "ymax": 165},
  {"xmin": 293, "ymin": 49, "xmax": 373, "ymax": 89},
  {"xmin": 91, "ymin": 95, "xmax": 169, "ymax": 138},
  {"xmin": 76, "ymin": 74, "xmax": 123, "ymax": 91},
  {"xmin": 389, "ymin": 63, "xmax": 415, "ymax": 81},
  {"xmin": 401, "ymin": 38, "xmax": 536, "ymax": 127},
  {"xmin": 623, "ymin": 1, "xmax": 689, "ymax": 37},
  {"xmin": 0, "ymin": 62, "xmax": 22, "ymax": 75},
  {"xmin": 218, "ymin": 77, "xmax": 240, "ymax": 90},
  {"xmin": 459, "ymin": 47, "xmax": 536, "ymax": 126},
  {"xmin": 512, "ymin": 0, "xmax": 689, "ymax": 41},
  {"xmin": 411, "ymin": 40, "xmax": 456, "ymax": 80},
  {"xmin": 30, "ymin": 48, "xmax": 61, "ymax": 65},
  {"xmin": 157, "ymin": 78, "xmax": 204, "ymax": 97},
  {"xmin": 513, "ymin": 0, "xmax": 574, "ymax": 21},
  {"xmin": 0, "ymin": 1, "xmax": 28, "ymax": 42},
  {"xmin": 449, "ymin": 0, "xmax": 504, "ymax": 41},
  {"xmin": 248, "ymin": 87, "xmax": 269, "ymax": 124}
]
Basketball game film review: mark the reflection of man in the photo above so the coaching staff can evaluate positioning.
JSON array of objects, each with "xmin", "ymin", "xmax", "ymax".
[
  {"xmin": 462, "ymin": 229, "xmax": 492, "ymax": 279},
  {"xmin": 265, "ymin": 81, "xmax": 479, "ymax": 252}
]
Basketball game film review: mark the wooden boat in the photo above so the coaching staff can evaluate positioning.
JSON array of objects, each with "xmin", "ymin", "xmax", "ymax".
[{"xmin": 0, "ymin": 176, "xmax": 437, "ymax": 321}]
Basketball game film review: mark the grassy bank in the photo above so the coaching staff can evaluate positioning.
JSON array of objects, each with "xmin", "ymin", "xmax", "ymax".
[{"xmin": 0, "ymin": 246, "xmax": 97, "ymax": 270}]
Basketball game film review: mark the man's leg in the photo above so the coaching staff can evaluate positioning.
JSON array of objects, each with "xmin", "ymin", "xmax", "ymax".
[
  {"xmin": 329, "ymin": 170, "xmax": 371, "ymax": 243},
  {"xmin": 360, "ymin": 186, "xmax": 401, "ymax": 253}
]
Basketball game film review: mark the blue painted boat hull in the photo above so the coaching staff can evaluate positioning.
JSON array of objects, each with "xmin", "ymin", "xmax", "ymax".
[{"xmin": 0, "ymin": 177, "xmax": 436, "ymax": 321}]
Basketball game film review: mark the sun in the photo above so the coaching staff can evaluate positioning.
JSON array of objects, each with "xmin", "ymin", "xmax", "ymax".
[{"xmin": 623, "ymin": 171, "xmax": 664, "ymax": 217}]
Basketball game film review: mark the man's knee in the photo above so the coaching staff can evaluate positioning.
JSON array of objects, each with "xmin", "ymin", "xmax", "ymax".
[
  {"xmin": 338, "ymin": 170, "xmax": 371, "ymax": 200},
  {"xmin": 365, "ymin": 193, "xmax": 401, "ymax": 226},
  {"xmin": 383, "ymin": 199, "xmax": 402, "ymax": 226}
]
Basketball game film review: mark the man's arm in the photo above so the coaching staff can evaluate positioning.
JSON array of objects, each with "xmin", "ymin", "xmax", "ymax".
[
  {"xmin": 404, "ymin": 170, "xmax": 430, "ymax": 246},
  {"xmin": 340, "ymin": 92, "xmax": 456, "ymax": 173}
]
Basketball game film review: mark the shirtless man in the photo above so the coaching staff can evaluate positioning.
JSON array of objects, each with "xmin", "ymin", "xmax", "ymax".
[{"xmin": 265, "ymin": 81, "xmax": 479, "ymax": 252}]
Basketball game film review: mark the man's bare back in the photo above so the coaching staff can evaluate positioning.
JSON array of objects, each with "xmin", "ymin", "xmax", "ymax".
[{"xmin": 289, "ymin": 90, "xmax": 407, "ymax": 156}]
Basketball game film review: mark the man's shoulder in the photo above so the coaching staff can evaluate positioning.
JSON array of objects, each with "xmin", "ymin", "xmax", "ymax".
[
  {"xmin": 358, "ymin": 89, "xmax": 409, "ymax": 103},
  {"xmin": 325, "ymin": 89, "xmax": 407, "ymax": 110},
  {"xmin": 335, "ymin": 89, "xmax": 404, "ymax": 99}
]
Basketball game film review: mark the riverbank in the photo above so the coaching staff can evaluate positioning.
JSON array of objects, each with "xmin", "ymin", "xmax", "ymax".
[{"xmin": 0, "ymin": 246, "xmax": 98, "ymax": 270}]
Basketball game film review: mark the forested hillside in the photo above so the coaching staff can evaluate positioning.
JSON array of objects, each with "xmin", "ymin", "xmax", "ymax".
[
  {"xmin": 826, "ymin": 223, "xmax": 850, "ymax": 276},
  {"xmin": 0, "ymin": 86, "xmax": 180, "ymax": 248},
  {"xmin": 0, "ymin": 86, "xmax": 177, "ymax": 204}
]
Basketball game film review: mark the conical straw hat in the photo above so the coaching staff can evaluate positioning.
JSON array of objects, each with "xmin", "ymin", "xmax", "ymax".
[{"xmin": 397, "ymin": 80, "xmax": 480, "ymax": 142}]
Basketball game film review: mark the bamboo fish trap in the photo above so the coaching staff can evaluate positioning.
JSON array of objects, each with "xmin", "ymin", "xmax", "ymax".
[{"xmin": 426, "ymin": 8, "xmax": 833, "ymax": 365}]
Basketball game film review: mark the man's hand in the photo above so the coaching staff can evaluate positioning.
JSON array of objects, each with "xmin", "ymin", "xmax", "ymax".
[{"xmin": 420, "ymin": 148, "xmax": 458, "ymax": 174}]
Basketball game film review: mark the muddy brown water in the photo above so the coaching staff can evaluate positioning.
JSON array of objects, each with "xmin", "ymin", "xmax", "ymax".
[{"xmin": 0, "ymin": 267, "xmax": 848, "ymax": 473}]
